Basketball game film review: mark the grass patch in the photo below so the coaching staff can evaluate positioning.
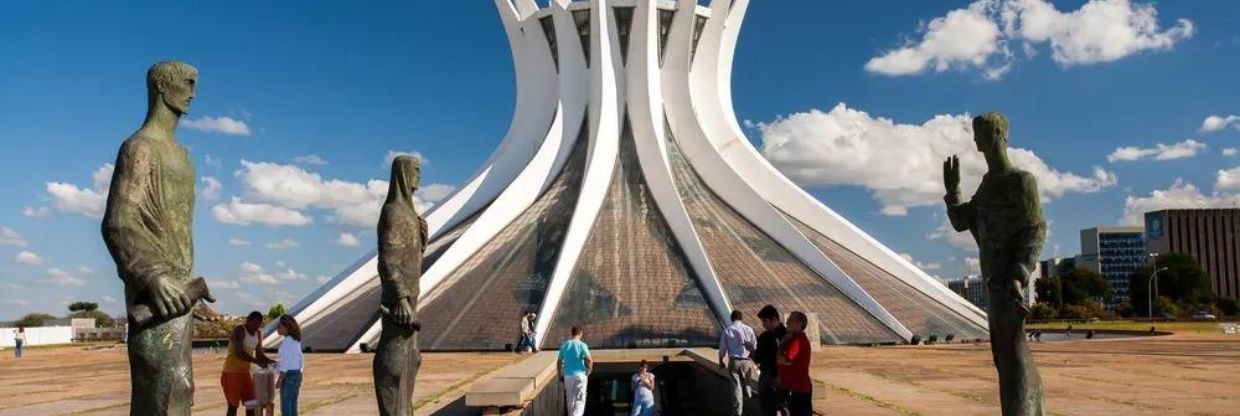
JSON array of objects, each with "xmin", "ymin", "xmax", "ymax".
[
  {"xmin": 824, "ymin": 383, "xmax": 924, "ymax": 416},
  {"xmin": 1028, "ymin": 320, "xmax": 1228, "ymax": 334}
]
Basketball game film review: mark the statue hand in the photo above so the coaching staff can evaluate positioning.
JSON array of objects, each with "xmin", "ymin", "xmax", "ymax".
[
  {"xmin": 943, "ymin": 155, "xmax": 961, "ymax": 196},
  {"xmin": 148, "ymin": 278, "xmax": 192, "ymax": 319},
  {"xmin": 392, "ymin": 297, "xmax": 415, "ymax": 327}
]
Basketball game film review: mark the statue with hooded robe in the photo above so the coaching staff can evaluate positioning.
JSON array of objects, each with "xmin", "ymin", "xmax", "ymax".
[{"xmin": 373, "ymin": 155, "xmax": 428, "ymax": 416}]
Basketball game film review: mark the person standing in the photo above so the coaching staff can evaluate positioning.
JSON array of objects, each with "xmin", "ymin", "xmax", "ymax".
[
  {"xmin": 630, "ymin": 360, "xmax": 656, "ymax": 416},
  {"xmin": 275, "ymin": 315, "xmax": 304, "ymax": 416},
  {"xmin": 558, "ymin": 326, "xmax": 593, "ymax": 416},
  {"xmin": 754, "ymin": 305, "xmax": 788, "ymax": 416},
  {"xmin": 718, "ymin": 309, "xmax": 757, "ymax": 416},
  {"xmin": 526, "ymin": 313, "xmax": 539, "ymax": 353},
  {"xmin": 221, "ymin": 312, "xmax": 274, "ymax": 416},
  {"xmin": 778, "ymin": 312, "xmax": 813, "ymax": 416},
  {"xmin": 13, "ymin": 326, "xmax": 25, "ymax": 358}
]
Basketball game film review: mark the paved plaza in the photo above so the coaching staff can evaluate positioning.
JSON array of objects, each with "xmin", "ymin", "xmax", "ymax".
[{"xmin": 0, "ymin": 332, "xmax": 1236, "ymax": 415}]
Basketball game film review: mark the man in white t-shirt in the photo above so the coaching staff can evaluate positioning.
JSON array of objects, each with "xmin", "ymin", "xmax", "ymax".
[{"xmin": 630, "ymin": 360, "xmax": 656, "ymax": 416}]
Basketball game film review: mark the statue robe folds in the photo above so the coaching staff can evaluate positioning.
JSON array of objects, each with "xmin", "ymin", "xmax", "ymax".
[
  {"xmin": 102, "ymin": 137, "xmax": 198, "ymax": 415},
  {"xmin": 373, "ymin": 156, "xmax": 428, "ymax": 416},
  {"xmin": 946, "ymin": 169, "xmax": 1047, "ymax": 416}
]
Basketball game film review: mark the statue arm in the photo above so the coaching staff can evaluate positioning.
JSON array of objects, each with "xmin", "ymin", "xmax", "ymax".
[
  {"xmin": 377, "ymin": 224, "xmax": 414, "ymax": 304},
  {"xmin": 1013, "ymin": 173, "xmax": 1047, "ymax": 286},
  {"xmin": 944, "ymin": 193, "xmax": 976, "ymax": 232},
  {"xmin": 102, "ymin": 140, "xmax": 180, "ymax": 293}
]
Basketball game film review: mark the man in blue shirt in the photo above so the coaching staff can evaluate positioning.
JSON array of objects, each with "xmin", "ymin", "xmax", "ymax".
[{"xmin": 558, "ymin": 326, "xmax": 593, "ymax": 416}]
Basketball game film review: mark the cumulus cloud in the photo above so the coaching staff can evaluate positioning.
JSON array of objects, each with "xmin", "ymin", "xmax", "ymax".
[
  {"xmin": 928, "ymin": 218, "xmax": 980, "ymax": 252},
  {"xmin": 1224, "ymin": 148, "xmax": 1239, "ymax": 158},
  {"xmin": 899, "ymin": 253, "xmax": 943, "ymax": 271},
  {"xmin": 22, "ymin": 206, "xmax": 51, "ymax": 219},
  {"xmin": 14, "ymin": 251, "xmax": 43, "ymax": 266},
  {"xmin": 228, "ymin": 237, "xmax": 252, "ymax": 246},
  {"xmin": 316, "ymin": 275, "xmax": 331, "ymax": 284},
  {"xmin": 204, "ymin": 154, "xmax": 223, "ymax": 170},
  {"xmin": 46, "ymin": 164, "xmax": 113, "ymax": 218},
  {"xmin": 1121, "ymin": 168, "xmax": 1240, "ymax": 225},
  {"xmin": 238, "ymin": 262, "xmax": 307, "ymax": 286},
  {"xmin": 265, "ymin": 238, "xmax": 299, "ymax": 250},
  {"xmin": 200, "ymin": 177, "xmax": 223, "ymax": 200},
  {"xmin": 231, "ymin": 160, "xmax": 453, "ymax": 228},
  {"xmin": 293, "ymin": 155, "xmax": 329, "ymax": 166},
  {"xmin": 1201, "ymin": 115, "xmax": 1240, "ymax": 133},
  {"xmin": 1107, "ymin": 139, "xmax": 1206, "ymax": 163},
  {"xmin": 77, "ymin": 266, "xmax": 94, "ymax": 274},
  {"xmin": 0, "ymin": 227, "xmax": 28, "ymax": 247},
  {"xmin": 181, "ymin": 116, "xmax": 252, "ymax": 136},
  {"xmin": 212, "ymin": 198, "xmax": 312, "ymax": 227},
  {"xmin": 336, "ymin": 232, "xmax": 361, "ymax": 247},
  {"xmin": 758, "ymin": 103, "xmax": 1116, "ymax": 216},
  {"xmin": 46, "ymin": 267, "xmax": 86, "ymax": 286},
  {"xmin": 866, "ymin": 0, "xmax": 1194, "ymax": 79}
]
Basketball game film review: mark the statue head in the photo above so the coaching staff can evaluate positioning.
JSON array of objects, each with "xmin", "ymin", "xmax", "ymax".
[
  {"xmin": 386, "ymin": 155, "xmax": 422, "ymax": 205},
  {"xmin": 146, "ymin": 61, "xmax": 198, "ymax": 116},
  {"xmin": 972, "ymin": 112, "xmax": 1009, "ymax": 155}
]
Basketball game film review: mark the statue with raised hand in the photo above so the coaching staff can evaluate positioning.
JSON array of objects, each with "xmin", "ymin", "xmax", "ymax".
[
  {"xmin": 102, "ymin": 61, "xmax": 219, "ymax": 416},
  {"xmin": 373, "ymin": 155, "xmax": 428, "ymax": 416},
  {"xmin": 943, "ymin": 112, "xmax": 1046, "ymax": 416}
]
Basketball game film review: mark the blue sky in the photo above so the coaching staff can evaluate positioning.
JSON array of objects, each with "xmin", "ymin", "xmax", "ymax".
[{"xmin": 1, "ymin": 1, "xmax": 1237, "ymax": 320}]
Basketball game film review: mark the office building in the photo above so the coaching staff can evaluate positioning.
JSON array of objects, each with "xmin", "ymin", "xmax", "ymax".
[
  {"xmin": 1146, "ymin": 209, "xmax": 1240, "ymax": 300},
  {"xmin": 1078, "ymin": 227, "xmax": 1145, "ymax": 307}
]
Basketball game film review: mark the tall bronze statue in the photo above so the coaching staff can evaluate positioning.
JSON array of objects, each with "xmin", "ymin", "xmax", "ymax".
[
  {"xmin": 373, "ymin": 155, "xmax": 428, "ymax": 416},
  {"xmin": 943, "ymin": 113, "xmax": 1046, "ymax": 416},
  {"xmin": 102, "ymin": 61, "xmax": 217, "ymax": 415}
]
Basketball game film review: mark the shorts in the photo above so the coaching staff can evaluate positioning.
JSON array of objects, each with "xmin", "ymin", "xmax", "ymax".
[{"xmin": 221, "ymin": 371, "xmax": 257, "ymax": 407}]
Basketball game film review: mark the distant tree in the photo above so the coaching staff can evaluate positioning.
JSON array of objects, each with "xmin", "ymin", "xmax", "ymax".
[
  {"xmin": 1058, "ymin": 301, "xmax": 1106, "ymax": 320},
  {"xmin": 1035, "ymin": 276, "xmax": 1062, "ymax": 308},
  {"xmin": 1128, "ymin": 253, "xmax": 1213, "ymax": 316},
  {"xmin": 1060, "ymin": 268, "xmax": 1111, "ymax": 306},
  {"xmin": 1029, "ymin": 303, "xmax": 1057, "ymax": 320},
  {"xmin": 16, "ymin": 313, "xmax": 56, "ymax": 327},
  {"xmin": 267, "ymin": 303, "xmax": 286, "ymax": 320},
  {"xmin": 67, "ymin": 301, "xmax": 99, "ymax": 313}
]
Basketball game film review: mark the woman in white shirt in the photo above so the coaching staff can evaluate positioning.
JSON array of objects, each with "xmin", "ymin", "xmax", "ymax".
[
  {"xmin": 275, "ymin": 315, "xmax": 305, "ymax": 416},
  {"xmin": 14, "ymin": 326, "xmax": 25, "ymax": 358}
]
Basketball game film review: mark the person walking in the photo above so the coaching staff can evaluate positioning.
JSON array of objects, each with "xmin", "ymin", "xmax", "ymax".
[
  {"xmin": 275, "ymin": 315, "xmax": 304, "ymax": 416},
  {"xmin": 13, "ymin": 326, "xmax": 25, "ymax": 358},
  {"xmin": 719, "ymin": 309, "xmax": 757, "ymax": 416},
  {"xmin": 630, "ymin": 360, "xmax": 656, "ymax": 416},
  {"xmin": 517, "ymin": 311, "xmax": 538, "ymax": 354},
  {"xmin": 755, "ymin": 305, "xmax": 788, "ymax": 416},
  {"xmin": 778, "ymin": 312, "xmax": 813, "ymax": 416},
  {"xmin": 222, "ymin": 311, "xmax": 275, "ymax": 416},
  {"xmin": 557, "ymin": 326, "xmax": 592, "ymax": 416}
]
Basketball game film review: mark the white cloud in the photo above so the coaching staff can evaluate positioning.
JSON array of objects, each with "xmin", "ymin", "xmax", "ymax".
[
  {"xmin": 228, "ymin": 237, "xmax": 253, "ymax": 246},
  {"xmin": 0, "ymin": 227, "xmax": 28, "ymax": 247},
  {"xmin": 293, "ymin": 155, "xmax": 329, "ymax": 166},
  {"xmin": 1120, "ymin": 169, "xmax": 1240, "ymax": 225},
  {"xmin": 46, "ymin": 164, "xmax": 113, "ymax": 218},
  {"xmin": 867, "ymin": 0, "xmax": 1194, "ymax": 79},
  {"xmin": 899, "ymin": 253, "xmax": 943, "ymax": 271},
  {"xmin": 336, "ymin": 232, "xmax": 361, "ymax": 247},
  {"xmin": 14, "ymin": 251, "xmax": 43, "ymax": 266},
  {"xmin": 46, "ymin": 267, "xmax": 86, "ymax": 286},
  {"xmin": 200, "ymin": 177, "xmax": 223, "ymax": 200},
  {"xmin": 316, "ymin": 275, "xmax": 331, "ymax": 284},
  {"xmin": 204, "ymin": 154, "xmax": 223, "ymax": 170},
  {"xmin": 77, "ymin": 266, "xmax": 94, "ymax": 275},
  {"xmin": 211, "ymin": 279, "xmax": 242, "ymax": 289},
  {"xmin": 384, "ymin": 150, "xmax": 425, "ymax": 166},
  {"xmin": 22, "ymin": 206, "xmax": 51, "ymax": 219},
  {"xmin": 102, "ymin": 295, "xmax": 118, "ymax": 304},
  {"xmin": 928, "ymin": 218, "xmax": 980, "ymax": 252},
  {"xmin": 181, "ymin": 116, "xmax": 252, "ymax": 136},
  {"xmin": 265, "ymin": 238, "xmax": 299, "ymax": 250},
  {"xmin": 758, "ymin": 103, "xmax": 1116, "ymax": 216},
  {"xmin": 1107, "ymin": 139, "xmax": 1206, "ymax": 163},
  {"xmin": 232, "ymin": 160, "xmax": 452, "ymax": 228},
  {"xmin": 237, "ymin": 261, "xmax": 306, "ymax": 286},
  {"xmin": 1224, "ymin": 148, "xmax": 1238, "ymax": 158},
  {"xmin": 212, "ymin": 197, "xmax": 312, "ymax": 227},
  {"xmin": 1201, "ymin": 115, "xmax": 1240, "ymax": 133}
]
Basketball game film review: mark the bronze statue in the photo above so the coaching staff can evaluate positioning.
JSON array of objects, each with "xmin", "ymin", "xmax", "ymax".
[
  {"xmin": 373, "ymin": 155, "xmax": 428, "ymax": 416},
  {"xmin": 944, "ymin": 113, "xmax": 1046, "ymax": 416},
  {"xmin": 102, "ymin": 61, "xmax": 218, "ymax": 415}
]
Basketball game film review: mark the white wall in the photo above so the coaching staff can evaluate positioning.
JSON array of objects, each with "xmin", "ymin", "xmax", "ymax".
[{"xmin": 0, "ymin": 326, "xmax": 74, "ymax": 348}]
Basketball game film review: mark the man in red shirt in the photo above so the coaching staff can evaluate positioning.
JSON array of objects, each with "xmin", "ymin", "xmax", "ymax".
[{"xmin": 778, "ymin": 311, "xmax": 813, "ymax": 416}]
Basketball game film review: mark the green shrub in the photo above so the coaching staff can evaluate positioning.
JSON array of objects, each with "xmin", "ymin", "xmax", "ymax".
[{"xmin": 1029, "ymin": 303, "xmax": 1057, "ymax": 320}]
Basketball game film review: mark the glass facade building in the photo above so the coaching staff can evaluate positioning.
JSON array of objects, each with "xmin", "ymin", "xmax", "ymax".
[{"xmin": 1078, "ymin": 227, "xmax": 1145, "ymax": 307}]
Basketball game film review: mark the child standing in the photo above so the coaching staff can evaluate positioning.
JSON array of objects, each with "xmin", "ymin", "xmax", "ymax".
[{"xmin": 276, "ymin": 315, "xmax": 305, "ymax": 416}]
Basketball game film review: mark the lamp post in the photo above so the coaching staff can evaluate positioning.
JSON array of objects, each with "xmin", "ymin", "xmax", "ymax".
[{"xmin": 1147, "ymin": 253, "xmax": 1167, "ymax": 319}]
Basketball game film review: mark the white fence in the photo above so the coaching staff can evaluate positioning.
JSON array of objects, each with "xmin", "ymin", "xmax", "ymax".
[{"xmin": 1, "ymin": 326, "xmax": 73, "ymax": 348}]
